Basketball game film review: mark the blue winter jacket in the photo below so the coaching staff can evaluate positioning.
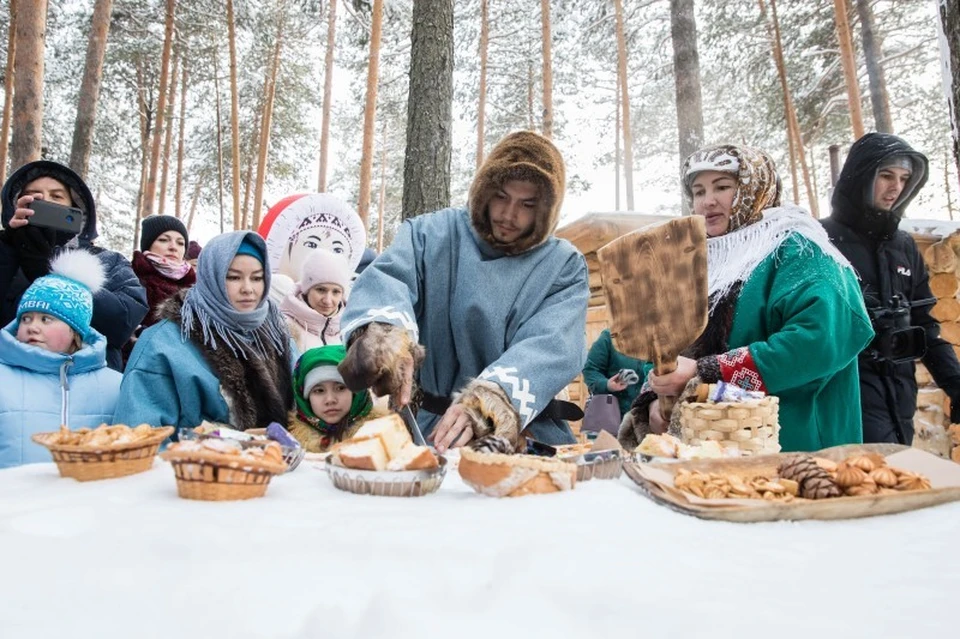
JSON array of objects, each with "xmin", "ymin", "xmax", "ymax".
[
  {"xmin": 113, "ymin": 318, "xmax": 300, "ymax": 432},
  {"xmin": 341, "ymin": 208, "xmax": 590, "ymax": 444},
  {"xmin": 112, "ymin": 319, "xmax": 233, "ymax": 431},
  {"xmin": 0, "ymin": 322, "xmax": 121, "ymax": 469}
]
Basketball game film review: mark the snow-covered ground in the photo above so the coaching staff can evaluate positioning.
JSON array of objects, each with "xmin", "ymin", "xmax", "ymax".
[{"xmin": 0, "ymin": 460, "xmax": 957, "ymax": 639}]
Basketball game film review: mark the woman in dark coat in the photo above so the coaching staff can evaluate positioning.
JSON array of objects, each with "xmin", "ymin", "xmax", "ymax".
[{"xmin": 0, "ymin": 160, "xmax": 147, "ymax": 371}]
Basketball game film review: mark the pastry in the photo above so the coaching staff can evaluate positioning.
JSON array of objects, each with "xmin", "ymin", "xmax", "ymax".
[
  {"xmin": 458, "ymin": 443, "xmax": 576, "ymax": 497},
  {"xmin": 895, "ymin": 471, "xmax": 932, "ymax": 491},
  {"xmin": 870, "ymin": 467, "xmax": 899, "ymax": 488},
  {"xmin": 834, "ymin": 463, "xmax": 868, "ymax": 489},
  {"xmin": 635, "ymin": 434, "xmax": 682, "ymax": 458}
]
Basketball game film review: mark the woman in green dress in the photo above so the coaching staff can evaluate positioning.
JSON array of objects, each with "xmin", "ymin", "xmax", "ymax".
[{"xmin": 618, "ymin": 144, "xmax": 874, "ymax": 453}]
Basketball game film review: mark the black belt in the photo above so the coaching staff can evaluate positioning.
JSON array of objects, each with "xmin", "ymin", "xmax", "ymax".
[{"xmin": 420, "ymin": 391, "xmax": 584, "ymax": 422}]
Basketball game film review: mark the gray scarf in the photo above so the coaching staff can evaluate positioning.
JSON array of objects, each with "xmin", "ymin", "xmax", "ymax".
[{"xmin": 180, "ymin": 231, "xmax": 288, "ymax": 359}]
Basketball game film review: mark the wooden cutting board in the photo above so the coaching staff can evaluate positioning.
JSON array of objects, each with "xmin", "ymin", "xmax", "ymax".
[{"xmin": 597, "ymin": 216, "xmax": 709, "ymax": 421}]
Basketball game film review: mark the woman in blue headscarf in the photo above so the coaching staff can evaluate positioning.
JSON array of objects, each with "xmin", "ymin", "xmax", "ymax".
[{"xmin": 114, "ymin": 231, "xmax": 294, "ymax": 431}]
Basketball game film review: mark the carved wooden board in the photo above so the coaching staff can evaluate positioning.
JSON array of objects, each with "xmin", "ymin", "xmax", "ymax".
[{"xmin": 597, "ymin": 216, "xmax": 709, "ymax": 372}]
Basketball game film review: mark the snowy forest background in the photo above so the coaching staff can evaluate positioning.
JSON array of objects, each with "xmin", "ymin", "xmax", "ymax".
[{"xmin": 0, "ymin": 0, "xmax": 956, "ymax": 255}]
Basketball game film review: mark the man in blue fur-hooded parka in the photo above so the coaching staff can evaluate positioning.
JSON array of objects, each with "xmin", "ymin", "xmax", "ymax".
[{"xmin": 338, "ymin": 131, "xmax": 589, "ymax": 453}]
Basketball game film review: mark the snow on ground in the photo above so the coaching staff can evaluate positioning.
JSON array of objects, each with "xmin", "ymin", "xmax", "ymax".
[{"xmin": 0, "ymin": 460, "xmax": 957, "ymax": 639}]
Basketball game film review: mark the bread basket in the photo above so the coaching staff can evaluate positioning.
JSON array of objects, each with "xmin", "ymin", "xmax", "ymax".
[
  {"xmin": 161, "ymin": 446, "xmax": 288, "ymax": 501},
  {"xmin": 678, "ymin": 396, "xmax": 780, "ymax": 456},
  {"xmin": 31, "ymin": 426, "xmax": 174, "ymax": 482},
  {"xmin": 184, "ymin": 427, "xmax": 306, "ymax": 473}
]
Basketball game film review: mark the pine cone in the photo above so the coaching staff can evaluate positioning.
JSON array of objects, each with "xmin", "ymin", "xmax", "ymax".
[{"xmin": 778, "ymin": 455, "xmax": 842, "ymax": 499}]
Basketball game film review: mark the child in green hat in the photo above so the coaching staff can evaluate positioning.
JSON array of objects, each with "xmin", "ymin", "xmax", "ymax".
[{"xmin": 288, "ymin": 345, "xmax": 385, "ymax": 452}]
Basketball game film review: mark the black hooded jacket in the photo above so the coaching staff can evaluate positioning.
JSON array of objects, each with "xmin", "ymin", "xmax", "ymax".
[
  {"xmin": 822, "ymin": 133, "xmax": 960, "ymax": 444},
  {"xmin": 0, "ymin": 161, "xmax": 148, "ymax": 371}
]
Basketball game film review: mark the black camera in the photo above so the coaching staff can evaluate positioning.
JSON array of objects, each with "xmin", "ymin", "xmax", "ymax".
[{"xmin": 864, "ymin": 294, "xmax": 928, "ymax": 365}]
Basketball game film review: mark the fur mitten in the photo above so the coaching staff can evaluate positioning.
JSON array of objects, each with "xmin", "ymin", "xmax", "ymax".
[
  {"xmin": 617, "ymin": 377, "xmax": 703, "ymax": 450},
  {"xmin": 454, "ymin": 379, "xmax": 522, "ymax": 451},
  {"xmin": 338, "ymin": 322, "xmax": 425, "ymax": 399}
]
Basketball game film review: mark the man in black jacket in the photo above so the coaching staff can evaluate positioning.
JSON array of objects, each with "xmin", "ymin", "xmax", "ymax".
[
  {"xmin": 0, "ymin": 160, "xmax": 148, "ymax": 371},
  {"xmin": 823, "ymin": 133, "xmax": 960, "ymax": 444}
]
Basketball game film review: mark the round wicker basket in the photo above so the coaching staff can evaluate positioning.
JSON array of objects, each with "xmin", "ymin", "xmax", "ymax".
[
  {"xmin": 31, "ymin": 426, "xmax": 174, "ymax": 482},
  {"xmin": 160, "ymin": 448, "xmax": 288, "ymax": 501},
  {"xmin": 678, "ymin": 396, "xmax": 780, "ymax": 456}
]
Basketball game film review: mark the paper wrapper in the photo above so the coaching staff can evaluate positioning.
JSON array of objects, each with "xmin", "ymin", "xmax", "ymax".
[{"xmin": 623, "ymin": 444, "xmax": 960, "ymax": 522}]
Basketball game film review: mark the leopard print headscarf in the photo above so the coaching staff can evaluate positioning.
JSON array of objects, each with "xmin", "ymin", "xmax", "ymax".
[{"xmin": 682, "ymin": 145, "xmax": 782, "ymax": 233}]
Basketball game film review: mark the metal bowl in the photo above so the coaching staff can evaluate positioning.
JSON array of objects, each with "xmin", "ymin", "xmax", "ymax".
[
  {"xmin": 324, "ymin": 456, "xmax": 447, "ymax": 497},
  {"xmin": 561, "ymin": 449, "xmax": 623, "ymax": 481}
]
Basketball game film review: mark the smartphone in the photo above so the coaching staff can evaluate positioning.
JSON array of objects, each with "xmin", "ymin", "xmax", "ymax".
[{"xmin": 27, "ymin": 199, "xmax": 84, "ymax": 235}]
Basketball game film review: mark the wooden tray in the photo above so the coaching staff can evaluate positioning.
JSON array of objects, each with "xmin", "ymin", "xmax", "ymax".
[{"xmin": 622, "ymin": 444, "xmax": 960, "ymax": 522}]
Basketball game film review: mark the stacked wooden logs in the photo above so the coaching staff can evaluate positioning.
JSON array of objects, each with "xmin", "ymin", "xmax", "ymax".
[{"xmin": 919, "ymin": 232, "xmax": 960, "ymax": 462}]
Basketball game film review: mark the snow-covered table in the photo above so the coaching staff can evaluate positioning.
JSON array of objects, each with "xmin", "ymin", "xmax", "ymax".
[{"xmin": 1, "ymin": 459, "xmax": 957, "ymax": 639}]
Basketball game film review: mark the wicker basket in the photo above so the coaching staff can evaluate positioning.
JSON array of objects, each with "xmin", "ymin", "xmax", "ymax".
[
  {"xmin": 161, "ymin": 448, "xmax": 287, "ymax": 501},
  {"xmin": 31, "ymin": 426, "xmax": 174, "ymax": 482},
  {"xmin": 678, "ymin": 396, "xmax": 780, "ymax": 456}
]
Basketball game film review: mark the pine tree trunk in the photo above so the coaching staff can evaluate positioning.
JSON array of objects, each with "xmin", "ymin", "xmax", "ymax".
[
  {"xmin": 539, "ymin": 0, "xmax": 553, "ymax": 139},
  {"xmin": 856, "ymin": 0, "xmax": 893, "ymax": 133},
  {"xmin": 358, "ymin": 0, "xmax": 384, "ymax": 228},
  {"xmin": 158, "ymin": 44, "xmax": 179, "ymax": 217},
  {"xmin": 401, "ymin": 0, "xmax": 453, "ymax": 221},
  {"xmin": 69, "ymin": 0, "xmax": 113, "ymax": 179},
  {"xmin": 9, "ymin": 0, "xmax": 47, "ymax": 169},
  {"xmin": 614, "ymin": 0, "xmax": 634, "ymax": 211},
  {"xmin": 377, "ymin": 119, "xmax": 387, "ymax": 252},
  {"xmin": 670, "ymin": 0, "xmax": 705, "ymax": 211},
  {"xmin": 226, "ymin": 0, "xmax": 242, "ymax": 228},
  {"xmin": 142, "ymin": 0, "xmax": 176, "ymax": 219},
  {"xmin": 832, "ymin": 0, "xmax": 865, "ymax": 139},
  {"xmin": 939, "ymin": 0, "xmax": 960, "ymax": 184},
  {"xmin": 763, "ymin": 0, "xmax": 819, "ymax": 217},
  {"xmin": 615, "ymin": 68, "xmax": 621, "ymax": 211},
  {"xmin": 476, "ymin": 0, "xmax": 488, "ymax": 170},
  {"xmin": 317, "ymin": 0, "xmax": 337, "ymax": 192},
  {"xmin": 0, "ymin": 0, "xmax": 18, "ymax": 176},
  {"xmin": 133, "ymin": 57, "xmax": 151, "ymax": 253},
  {"xmin": 214, "ymin": 47, "xmax": 225, "ymax": 235},
  {"xmin": 251, "ymin": 2, "xmax": 286, "ymax": 231},
  {"xmin": 174, "ymin": 40, "xmax": 188, "ymax": 219},
  {"xmin": 527, "ymin": 61, "xmax": 534, "ymax": 130},
  {"xmin": 186, "ymin": 176, "xmax": 202, "ymax": 233}
]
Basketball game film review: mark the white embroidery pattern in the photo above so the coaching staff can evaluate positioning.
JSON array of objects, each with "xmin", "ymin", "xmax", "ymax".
[
  {"xmin": 342, "ymin": 306, "xmax": 419, "ymax": 342},
  {"xmin": 480, "ymin": 366, "xmax": 537, "ymax": 427}
]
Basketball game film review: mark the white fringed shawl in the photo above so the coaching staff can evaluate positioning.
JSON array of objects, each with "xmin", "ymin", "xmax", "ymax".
[{"xmin": 706, "ymin": 204, "xmax": 853, "ymax": 312}]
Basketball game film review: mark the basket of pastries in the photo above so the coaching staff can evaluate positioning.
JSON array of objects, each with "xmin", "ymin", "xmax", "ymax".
[
  {"xmin": 459, "ymin": 436, "xmax": 577, "ymax": 497},
  {"xmin": 31, "ymin": 424, "xmax": 174, "ymax": 481},
  {"xmin": 326, "ymin": 414, "xmax": 445, "ymax": 497},
  {"xmin": 187, "ymin": 422, "xmax": 305, "ymax": 472},
  {"xmin": 677, "ymin": 383, "xmax": 780, "ymax": 457},
  {"xmin": 160, "ymin": 438, "xmax": 288, "ymax": 501}
]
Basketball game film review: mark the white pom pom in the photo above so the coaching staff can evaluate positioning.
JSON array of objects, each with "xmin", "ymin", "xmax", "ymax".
[{"xmin": 49, "ymin": 250, "xmax": 106, "ymax": 295}]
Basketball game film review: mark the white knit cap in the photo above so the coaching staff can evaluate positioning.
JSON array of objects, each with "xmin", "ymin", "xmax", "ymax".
[
  {"xmin": 302, "ymin": 365, "xmax": 345, "ymax": 399},
  {"xmin": 297, "ymin": 249, "xmax": 353, "ymax": 298}
]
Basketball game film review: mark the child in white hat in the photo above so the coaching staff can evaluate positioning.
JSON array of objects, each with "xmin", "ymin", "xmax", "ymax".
[
  {"xmin": 279, "ymin": 248, "xmax": 353, "ymax": 352},
  {"xmin": 0, "ymin": 250, "xmax": 122, "ymax": 468}
]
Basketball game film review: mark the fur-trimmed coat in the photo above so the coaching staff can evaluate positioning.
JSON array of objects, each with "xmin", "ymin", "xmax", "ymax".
[
  {"xmin": 113, "ymin": 293, "xmax": 294, "ymax": 431},
  {"xmin": 341, "ymin": 132, "xmax": 588, "ymax": 446},
  {"xmin": 287, "ymin": 406, "xmax": 387, "ymax": 453}
]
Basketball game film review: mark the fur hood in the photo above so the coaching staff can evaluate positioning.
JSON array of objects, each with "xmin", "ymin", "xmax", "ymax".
[{"xmin": 468, "ymin": 131, "xmax": 565, "ymax": 255}]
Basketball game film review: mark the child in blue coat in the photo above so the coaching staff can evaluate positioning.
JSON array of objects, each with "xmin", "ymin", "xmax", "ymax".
[{"xmin": 0, "ymin": 250, "xmax": 121, "ymax": 468}]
